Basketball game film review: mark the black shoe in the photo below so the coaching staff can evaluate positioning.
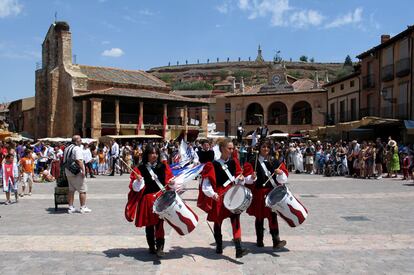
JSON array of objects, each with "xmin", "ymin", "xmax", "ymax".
[
  {"xmin": 214, "ymin": 233, "xmax": 223, "ymax": 254},
  {"xmin": 234, "ymin": 239, "xmax": 249, "ymax": 258},
  {"xmin": 156, "ymin": 238, "xmax": 165, "ymax": 258},
  {"xmin": 146, "ymin": 233, "xmax": 156, "ymax": 254},
  {"xmin": 255, "ymin": 221, "xmax": 264, "ymax": 247},
  {"xmin": 271, "ymin": 232, "xmax": 287, "ymax": 250},
  {"xmin": 90, "ymin": 175, "xmax": 96, "ymax": 178}
]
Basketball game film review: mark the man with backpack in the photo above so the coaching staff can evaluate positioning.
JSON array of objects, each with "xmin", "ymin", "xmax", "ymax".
[{"xmin": 63, "ymin": 135, "xmax": 91, "ymax": 214}]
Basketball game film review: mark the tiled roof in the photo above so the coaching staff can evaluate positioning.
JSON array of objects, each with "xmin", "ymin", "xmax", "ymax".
[
  {"xmin": 74, "ymin": 88, "xmax": 208, "ymax": 104},
  {"xmin": 79, "ymin": 65, "xmax": 167, "ymax": 88},
  {"xmin": 291, "ymin": 79, "xmax": 316, "ymax": 91}
]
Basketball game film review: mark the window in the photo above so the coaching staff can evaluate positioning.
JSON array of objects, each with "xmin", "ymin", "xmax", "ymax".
[
  {"xmin": 339, "ymin": 100, "xmax": 346, "ymax": 122},
  {"xmin": 399, "ymin": 38, "xmax": 409, "ymax": 59},
  {"xmin": 350, "ymin": 80, "xmax": 355, "ymax": 87},
  {"xmin": 367, "ymin": 94, "xmax": 374, "ymax": 116},
  {"xmin": 350, "ymin": 98, "xmax": 357, "ymax": 120},
  {"xmin": 331, "ymin": 87, "xmax": 335, "ymax": 93},
  {"xmin": 381, "ymin": 87, "xmax": 393, "ymax": 118},
  {"xmin": 398, "ymin": 83, "xmax": 408, "ymax": 118},
  {"xmin": 330, "ymin": 103, "xmax": 335, "ymax": 123},
  {"xmin": 340, "ymin": 84, "xmax": 344, "ymax": 90},
  {"xmin": 225, "ymin": 103, "xmax": 231, "ymax": 113},
  {"xmin": 383, "ymin": 46, "xmax": 393, "ymax": 66}
]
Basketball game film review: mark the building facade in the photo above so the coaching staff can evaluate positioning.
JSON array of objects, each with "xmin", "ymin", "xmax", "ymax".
[
  {"xmin": 216, "ymin": 63, "xmax": 327, "ymax": 136},
  {"xmin": 35, "ymin": 22, "xmax": 208, "ymax": 140},
  {"xmin": 357, "ymin": 26, "xmax": 413, "ymax": 120},
  {"xmin": 325, "ymin": 72, "xmax": 360, "ymax": 124},
  {"xmin": 8, "ymin": 97, "xmax": 35, "ymax": 137}
]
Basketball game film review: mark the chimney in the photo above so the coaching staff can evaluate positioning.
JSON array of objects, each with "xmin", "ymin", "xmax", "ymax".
[
  {"xmin": 313, "ymin": 71, "xmax": 320, "ymax": 89},
  {"xmin": 324, "ymin": 71, "xmax": 329, "ymax": 83},
  {"xmin": 231, "ymin": 77, "xmax": 236, "ymax": 92},
  {"xmin": 240, "ymin": 77, "xmax": 245, "ymax": 93},
  {"xmin": 381, "ymin": 34, "xmax": 390, "ymax": 44}
]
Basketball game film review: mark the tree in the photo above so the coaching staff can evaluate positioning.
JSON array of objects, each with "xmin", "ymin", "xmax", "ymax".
[
  {"xmin": 344, "ymin": 55, "xmax": 353, "ymax": 67},
  {"xmin": 299, "ymin": 55, "xmax": 308, "ymax": 62},
  {"xmin": 310, "ymin": 57, "xmax": 315, "ymax": 63}
]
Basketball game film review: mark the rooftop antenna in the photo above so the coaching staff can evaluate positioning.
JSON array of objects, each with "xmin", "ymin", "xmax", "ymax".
[{"xmin": 54, "ymin": 12, "xmax": 57, "ymax": 23}]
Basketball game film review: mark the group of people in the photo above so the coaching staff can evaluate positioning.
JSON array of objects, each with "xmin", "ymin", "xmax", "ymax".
[
  {"xmin": 125, "ymin": 138, "xmax": 289, "ymax": 258},
  {"xmin": 280, "ymin": 137, "xmax": 413, "ymax": 180}
]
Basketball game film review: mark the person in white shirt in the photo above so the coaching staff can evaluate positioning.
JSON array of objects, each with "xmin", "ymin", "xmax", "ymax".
[
  {"xmin": 82, "ymin": 143, "xmax": 95, "ymax": 178},
  {"xmin": 109, "ymin": 140, "xmax": 121, "ymax": 176},
  {"xmin": 64, "ymin": 135, "xmax": 91, "ymax": 214}
]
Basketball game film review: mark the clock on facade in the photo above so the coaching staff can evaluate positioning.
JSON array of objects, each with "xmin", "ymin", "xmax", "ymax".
[{"xmin": 272, "ymin": 74, "xmax": 282, "ymax": 85}]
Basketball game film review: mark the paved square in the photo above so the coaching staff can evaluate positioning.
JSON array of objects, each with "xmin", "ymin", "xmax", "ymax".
[{"xmin": 1, "ymin": 174, "xmax": 413, "ymax": 274}]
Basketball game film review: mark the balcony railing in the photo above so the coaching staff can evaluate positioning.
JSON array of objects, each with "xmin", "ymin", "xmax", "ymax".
[
  {"xmin": 396, "ymin": 58, "xmax": 411, "ymax": 77},
  {"xmin": 362, "ymin": 74, "xmax": 375, "ymax": 89},
  {"xmin": 381, "ymin": 64, "xmax": 394, "ymax": 82}
]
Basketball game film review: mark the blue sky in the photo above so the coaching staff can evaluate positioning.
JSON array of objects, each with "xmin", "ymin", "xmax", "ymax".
[{"xmin": 0, "ymin": 0, "xmax": 413, "ymax": 101}]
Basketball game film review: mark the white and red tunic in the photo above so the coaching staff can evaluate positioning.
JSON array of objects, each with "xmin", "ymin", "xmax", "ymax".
[
  {"xmin": 124, "ymin": 162, "xmax": 174, "ymax": 227},
  {"xmin": 243, "ymin": 156, "xmax": 288, "ymax": 220},
  {"xmin": 2, "ymin": 162, "xmax": 19, "ymax": 192}
]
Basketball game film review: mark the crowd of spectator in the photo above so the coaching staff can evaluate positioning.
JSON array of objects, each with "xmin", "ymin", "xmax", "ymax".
[{"xmin": 1, "ymin": 135, "xmax": 413, "ymax": 204}]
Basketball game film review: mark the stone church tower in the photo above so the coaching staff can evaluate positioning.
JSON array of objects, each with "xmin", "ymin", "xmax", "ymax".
[{"xmin": 35, "ymin": 22, "xmax": 86, "ymax": 138}]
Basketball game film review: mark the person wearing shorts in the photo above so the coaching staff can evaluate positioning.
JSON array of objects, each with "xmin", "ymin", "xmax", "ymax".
[
  {"xmin": 63, "ymin": 135, "xmax": 91, "ymax": 214},
  {"xmin": 19, "ymin": 150, "xmax": 34, "ymax": 196}
]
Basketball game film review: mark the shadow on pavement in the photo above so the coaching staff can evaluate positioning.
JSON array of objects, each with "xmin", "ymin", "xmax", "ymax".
[
  {"xmin": 103, "ymin": 248, "xmax": 162, "ymax": 265},
  {"xmin": 168, "ymin": 246, "xmax": 243, "ymax": 264},
  {"xmin": 45, "ymin": 207, "xmax": 68, "ymax": 214},
  {"xmin": 103, "ymin": 246, "xmax": 245, "ymax": 265},
  {"xmin": 402, "ymin": 183, "xmax": 414, "ymax": 186}
]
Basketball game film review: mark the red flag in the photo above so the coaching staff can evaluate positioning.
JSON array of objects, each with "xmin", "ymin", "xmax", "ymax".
[{"xmin": 162, "ymin": 114, "xmax": 167, "ymax": 139}]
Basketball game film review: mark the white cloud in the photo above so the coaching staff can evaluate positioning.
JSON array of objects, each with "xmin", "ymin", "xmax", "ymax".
[
  {"xmin": 0, "ymin": 0, "xmax": 22, "ymax": 18},
  {"xmin": 290, "ymin": 10, "xmax": 324, "ymax": 28},
  {"xmin": 216, "ymin": 0, "xmax": 231, "ymax": 14},
  {"xmin": 101, "ymin": 40, "xmax": 110, "ymax": 45},
  {"xmin": 233, "ymin": 0, "xmax": 322, "ymax": 28},
  {"xmin": 101, "ymin": 48, "xmax": 124, "ymax": 57},
  {"xmin": 139, "ymin": 9, "xmax": 154, "ymax": 16},
  {"xmin": 325, "ymin": 7, "xmax": 363, "ymax": 29}
]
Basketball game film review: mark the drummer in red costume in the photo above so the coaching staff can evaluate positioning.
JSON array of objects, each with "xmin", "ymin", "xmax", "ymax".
[
  {"xmin": 124, "ymin": 144, "xmax": 175, "ymax": 257},
  {"xmin": 197, "ymin": 138, "xmax": 249, "ymax": 258},
  {"xmin": 243, "ymin": 139, "xmax": 288, "ymax": 249}
]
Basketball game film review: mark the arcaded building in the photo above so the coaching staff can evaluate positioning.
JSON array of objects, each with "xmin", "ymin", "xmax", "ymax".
[
  {"xmin": 216, "ymin": 62, "xmax": 327, "ymax": 136},
  {"xmin": 35, "ymin": 22, "xmax": 208, "ymax": 140}
]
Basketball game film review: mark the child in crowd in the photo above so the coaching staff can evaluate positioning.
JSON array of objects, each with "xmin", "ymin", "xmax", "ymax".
[
  {"xmin": 402, "ymin": 152, "xmax": 410, "ymax": 180},
  {"xmin": 19, "ymin": 150, "xmax": 34, "ymax": 196},
  {"xmin": 1, "ymin": 154, "xmax": 19, "ymax": 205}
]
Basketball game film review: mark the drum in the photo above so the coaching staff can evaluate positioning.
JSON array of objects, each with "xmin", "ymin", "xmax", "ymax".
[
  {"xmin": 223, "ymin": 185, "xmax": 252, "ymax": 214},
  {"xmin": 153, "ymin": 190, "xmax": 198, "ymax": 235},
  {"xmin": 265, "ymin": 185, "xmax": 308, "ymax": 227}
]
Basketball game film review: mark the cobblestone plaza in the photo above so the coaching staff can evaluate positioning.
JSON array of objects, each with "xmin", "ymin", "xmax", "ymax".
[{"xmin": 1, "ymin": 174, "xmax": 413, "ymax": 274}]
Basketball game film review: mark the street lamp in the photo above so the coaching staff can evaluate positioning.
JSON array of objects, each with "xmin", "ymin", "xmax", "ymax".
[{"xmin": 381, "ymin": 89, "xmax": 396, "ymax": 103}]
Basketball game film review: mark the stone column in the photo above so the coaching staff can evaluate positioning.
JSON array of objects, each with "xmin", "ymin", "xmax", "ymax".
[
  {"xmin": 115, "ymin": 99, "xmax": 120, "ymax": 135},
  {"xmin": 184, "ymin": 105, "xmax": 188, "ymax": 140},
  {"xmin": 82, "ymin": 99, "xmax": 87, "ymax": 137},
  {"xmin": 200, "ymin": 106, "xmax": 208, "ymax": 137},
  {"xmin": 137, "ymin": 101, "xmax": 144, "ymax": 135},
  {"xmin": 90, "ymin": 98, "xmax": 103, "ymax": 140}
]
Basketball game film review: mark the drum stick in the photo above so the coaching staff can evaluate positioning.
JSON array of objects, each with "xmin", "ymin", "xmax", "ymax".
[
  {"xmin": 262, "ymin": 163, "xmax": 282, "ymax": 187},
  {"xmin": 119, "ymin": 158, "xmax": 168, "ymax": 193},
  {"xmin": 206, "ymin": 221, "xmax": 215, "ymax": 237},
  {"xmin": 119, "ymin": 158, "xmax": 140, "ymax": 178}
]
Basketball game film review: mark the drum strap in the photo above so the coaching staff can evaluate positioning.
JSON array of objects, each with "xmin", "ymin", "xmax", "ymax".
[
  {"xmin": 220, "ymin": 163, "xmax": 235, "ymax": 187},
  {"xmin": 259, "ymin": 159, "xmax": 277, "ymax": 187},
  {"xmin": 146, "ymin": 164, "xmax": 166, "ymax": 192}
]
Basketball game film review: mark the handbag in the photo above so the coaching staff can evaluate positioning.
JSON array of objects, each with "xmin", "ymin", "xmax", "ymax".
[{"xmin": 64, "ymin": 145, "xmax": 81, "ymax": 175}]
